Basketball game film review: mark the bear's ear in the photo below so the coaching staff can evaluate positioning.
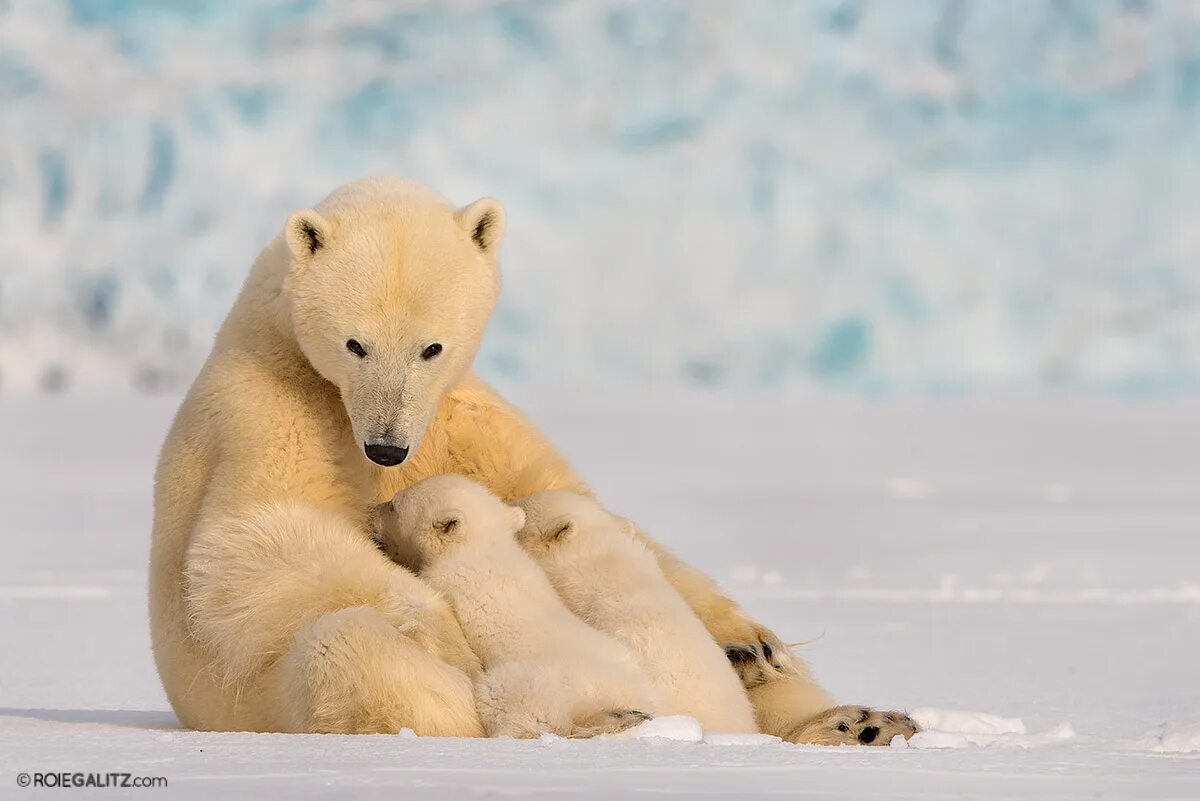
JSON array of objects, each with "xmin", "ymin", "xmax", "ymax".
[
  {"xmin": 432, "ymin": 510, "xmax": 464, "ymax": 540},
  {"xmin": 455, "ymin": 197, "xmax": 506, "ymax": 256},
  {"xmin": 506, "ymin": 505, "xmax": 527, "ymax": 533},
  {"xmin": 284, "ymin": 209, "xmax": 332, "ymax": 261},
  {"xmin": 545, "ymin": 516, "xmax": 575, "ymax": 544}
]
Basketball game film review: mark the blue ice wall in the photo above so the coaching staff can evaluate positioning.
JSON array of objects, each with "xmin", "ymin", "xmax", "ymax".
[{"xmin": 0, "ymin": 1, "xmax": 1197, "ymax": 393}]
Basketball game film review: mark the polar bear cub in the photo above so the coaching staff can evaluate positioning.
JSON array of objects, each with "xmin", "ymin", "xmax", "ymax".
[
  {"xmin": 515, "ymin": 491, "xmax": 758, "ymax": 733},
  {"xmin": 381, "ymin": 475, "xmax": 660, "ymax": 738}
]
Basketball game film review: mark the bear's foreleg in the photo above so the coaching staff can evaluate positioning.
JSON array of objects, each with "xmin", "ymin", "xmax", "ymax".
[{"xmin": 271, "ymin": 605, "xmax": 483, "ymax": 735}]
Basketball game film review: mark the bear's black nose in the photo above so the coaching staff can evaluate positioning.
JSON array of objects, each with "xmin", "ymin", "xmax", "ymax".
[{"xmin": 364, "ymin": 443, "xmax": 409, "ymax": 466}]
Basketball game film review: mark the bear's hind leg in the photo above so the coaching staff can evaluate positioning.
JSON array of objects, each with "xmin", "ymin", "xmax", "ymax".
[
  {"xmin": 184, "ymin": 502, "xmax": 482, "ymax": 735},
  {"xmin": 474, "ymin": 662, "xmax": 565, "ymax": 738},
  {"xmin": 271, "ymin": 605, "xmax": 483, "ymax": 736}
]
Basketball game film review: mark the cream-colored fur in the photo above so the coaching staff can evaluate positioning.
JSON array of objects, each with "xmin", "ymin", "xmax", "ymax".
[
  {"xmin": 183, "ymin": 502, "xmax": 481, "ymax": 734},
  {"xmin": 150, "ymin": 175, "xmax": 914, "ymax": 744},
  {"xmin": 515, "ymin": 491, "xmax": 756, "ymax": 733},
  {"xmin": 381, "ymin": 475, "xmax": 659, "ymax": 738}
]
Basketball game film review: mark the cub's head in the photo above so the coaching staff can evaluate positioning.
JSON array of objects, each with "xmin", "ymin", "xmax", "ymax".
[
  {"xmin": 387, "ymin": 474, "xmax": 525, "ymax": 562},
  {"xmin": 282, "ymin": 178, "xmax": 505, "ymax": 467},
  {"xmin": 514, "ymin": 490, "xmax": 638, "ymax": 560}
]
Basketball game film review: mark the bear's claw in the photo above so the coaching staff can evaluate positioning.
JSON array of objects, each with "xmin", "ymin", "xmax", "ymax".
[
  {"xmin": 571, "ymin": 708, "xmax": 652, "ymax": 739},
  {"xmin": 723, "ymin": 629, "xmax": 792, "ymax": 687}
]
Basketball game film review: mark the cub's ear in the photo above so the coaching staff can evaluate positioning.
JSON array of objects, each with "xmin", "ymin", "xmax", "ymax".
[
  {"xmin": 545, "ymin": 516, "xmax": 575, "ymax": 544},
  {"xmin": 284, "ymin": 209, "xmax": 332, "ymax": 261},
  {"xmin": 432, "ymin": 510, "xmax": 464, "ymax": 539},
  {"xmin": 507, "ymin": 505, "xmax": 527, "ymax": 533},
  {"xmin": 455, "ymin": 197, "xmax": 506, "ymax": 256}
]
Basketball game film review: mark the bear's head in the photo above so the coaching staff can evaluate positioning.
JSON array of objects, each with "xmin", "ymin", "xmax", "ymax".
[
  {"xmin": 386, "ymin": 474, "xmax": 526, "ymax": 563},
  {"xmin": 514, "ymin": 490, "xmax": 640, "ymax": 561},
  {"xmin": 282, "ymin": 178, "xmax": 505, "ymax": 467}
]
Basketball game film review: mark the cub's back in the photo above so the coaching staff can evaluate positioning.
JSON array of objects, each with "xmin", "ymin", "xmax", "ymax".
[
  {"xmin": 423, "ymin": 536, "xmax": 636, "ymax": 671},
  {"xmin": 527, "ymin": 518, "xmax": 758, "ymax": 732}
]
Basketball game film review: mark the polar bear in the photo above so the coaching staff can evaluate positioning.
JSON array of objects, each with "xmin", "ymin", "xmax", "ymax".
[
  {"xmin": 515, "ymin": 490, "xmax": 757, "ymax": 733},
  {"xmin": 150, "ymin": 175, "xmax": 916, "ymax": 744},
  {"xmin": 379, "ymin": 474, "xmax": 660, "ymax": 738}
]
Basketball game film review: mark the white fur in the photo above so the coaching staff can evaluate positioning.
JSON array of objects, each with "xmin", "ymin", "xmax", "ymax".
[
  {"xmin": 382, "ymin": 475, "xmax": 661, "ymax": 738},
  {"xmin": 150, "ymin": 174, "xmax": 901, "ymax": 745},
  {"xmin": 516, "ymin": 491, "xmax": 757, "ymax": 733},
  {"xmin": 153, "ymin": 177, "xmax": 511, "ymax": 734}
]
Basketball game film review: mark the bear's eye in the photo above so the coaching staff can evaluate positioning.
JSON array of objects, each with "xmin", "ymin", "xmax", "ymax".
[
  {"xmin": 346, "ymin": 339, "xmax": 367, "ymax": 358},
  {"xmin": 421, "ymin": 343, "xmax": 443, "ymax": 361}
]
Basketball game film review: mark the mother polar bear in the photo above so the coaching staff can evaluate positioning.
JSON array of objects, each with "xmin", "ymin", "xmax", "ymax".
[{"xmin": 150, "ymin": 177, "xmax": 916, "ymax": 745}]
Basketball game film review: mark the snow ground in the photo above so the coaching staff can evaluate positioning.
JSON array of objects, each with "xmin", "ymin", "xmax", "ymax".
[{"xmin": 0, "ymin": 393, "xmax": 1197, "ymax": 799}]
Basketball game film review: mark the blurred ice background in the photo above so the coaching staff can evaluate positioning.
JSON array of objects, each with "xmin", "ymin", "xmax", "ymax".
[{"xmin": 0, "ymin": 0, "xmax": 1198, "ymax": 395}]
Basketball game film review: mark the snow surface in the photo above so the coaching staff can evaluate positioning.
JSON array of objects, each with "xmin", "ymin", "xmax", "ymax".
[
  {"xmin": 1, "ymin": 393, "xmax": 1199, "ymax": 798},
  {"xmin": 2, "ymin": 2, "xmax": 1200, "ymax": 394},
  {"xmin": 909, "ymin": 707, "xmax": 1027, "ymax": 736},
  {"xmin": 903, "ymin": 706, "xmax": 1080, "ymax": 750},
  {"xmin": 906, "ymin": 717, "xmax": 1075, "ymax": 751},
  {"xmin": 620, "ymin": 715, "xmax": 704, "ymax": 743},
  {"xmin": 1139, "ymin": 723, "xmax": 1200, "ymax": 755}
]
